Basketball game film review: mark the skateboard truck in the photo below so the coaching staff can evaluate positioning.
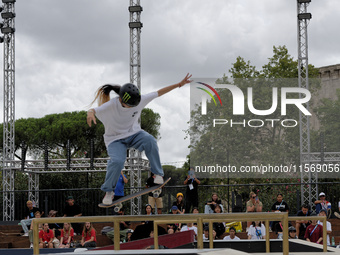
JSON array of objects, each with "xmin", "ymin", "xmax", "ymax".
[{"xmin": 152, "ymin": 189, "xmax": 161, "ymax": 198}]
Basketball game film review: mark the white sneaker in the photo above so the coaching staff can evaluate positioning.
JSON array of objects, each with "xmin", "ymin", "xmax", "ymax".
[
  {"xmin": 154, "ymin": 175, "xmax": 164, "ymax": 184},
  {"xmin": 23, "ymin": 232, "xmax": 29, "ymax": 236},
  {"xmin": 102, "ymin": 191, "xmax": 114, "ymax": 205},
  {"xmin": 30, "ymin": 243, "xmax": 33, "ymax": 249}
]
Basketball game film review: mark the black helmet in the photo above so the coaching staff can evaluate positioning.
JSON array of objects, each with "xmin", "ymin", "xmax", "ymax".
[
  {"xmin": 288, "ymin": 226, "xmax": 296, "ymax": 232},
  {"xmin": 119, "ymin": 83, "xmax": 141, "ymax": 107}
]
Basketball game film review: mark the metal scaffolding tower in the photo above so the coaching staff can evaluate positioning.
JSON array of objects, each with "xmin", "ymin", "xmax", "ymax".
[
  {"xmin": 297, "ymin": 0, "xmax": 316, "ymax": 209},
  {"xmin": 1, "ymin": 0, "xmax": 16, "ymax": 221},
  {"xmin": 128, "ymin": 1, "xmax": 143, "ymax": 215}
]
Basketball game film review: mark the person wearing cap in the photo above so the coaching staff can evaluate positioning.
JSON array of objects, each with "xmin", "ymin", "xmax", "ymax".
[
  {"xmin": 146, "ymin": 173, "xmax": 164, "ymax": 214},
  {"xmin": 317, "ymin": 209, "xmax": 332, "ymax": 245},
  {"xmin": 288, "ymin": 226, "xmax": 297, "ymax": 239},
  {"xmin": 173, "ymin": 193, "xmax": 185, "ymax": 214},
  {"xmin": 87, "ymin": 74, "xmax": 192, "ymax": 206},
  {"xmin": 304, "ymin": 213, "xmax": 323, "ymax": 244},
  {"xmin": 20, "ymin": 200, "xmax": 43, "ymax": 236},
  {"xmin": 63, "ymin": 196, "xmax": 82, "ymax": 234},
  {"xmin": 314, "ymin": 192, "xmax": 331, "ymax": 216},
  {"xmin": 125, "ymin": 229, "xmax": 134, "ymax": 242},
  {"xmin": 184, "ymin": 167, "xmax": 200, "ymax": 214},
  {"xmin": 171, "ymin": 205, "xmax": 179, "ymax": 214}
]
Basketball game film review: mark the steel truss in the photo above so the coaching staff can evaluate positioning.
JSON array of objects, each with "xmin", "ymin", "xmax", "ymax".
[
  {"xmin": 2, "ymin": 0, "xmax": 16, "ymax": 221},
  {"xmin": 129, "ymin": 0, "xmax": 143, "ymax": 215},
  {"xmin": 297, "ymin": 0, "xmax": 318, "ymax": 209}
]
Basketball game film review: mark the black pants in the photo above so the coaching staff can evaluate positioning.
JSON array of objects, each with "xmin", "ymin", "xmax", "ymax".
[{"xmin": 185, "ymin": 195, "xmax": 198, "ymax": 213}]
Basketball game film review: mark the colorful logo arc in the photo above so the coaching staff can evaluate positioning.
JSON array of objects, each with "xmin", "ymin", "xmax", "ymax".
[{"xmin": 196, "ymin": 82, "xmax": 222, "ymax": 106}]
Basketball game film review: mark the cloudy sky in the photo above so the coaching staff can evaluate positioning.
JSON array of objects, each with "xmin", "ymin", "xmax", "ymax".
[{"xmin": 0, "ymin": 0, "xmax": 339, "ymax": 166}]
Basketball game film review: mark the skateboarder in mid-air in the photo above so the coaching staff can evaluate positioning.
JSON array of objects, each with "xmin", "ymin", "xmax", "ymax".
[{"xmin": 87, "ymin": 73, "xmax": 192, "ymax": 206}]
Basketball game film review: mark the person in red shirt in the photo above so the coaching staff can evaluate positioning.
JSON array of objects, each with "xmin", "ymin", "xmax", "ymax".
[
  {"xmin": 59, "ymin": 222, "xmax": 74, "ymax": 248},
  {"xmin": 77, "ymin": 222, "xmax": 97, "ymax": 248},
  {"xmin": 304, "ymin": 216, "xmax": 323, "ymax": 244},
  {"xmin": 39, "ymin": 223, "xmax": 54, "ymax": 248}
]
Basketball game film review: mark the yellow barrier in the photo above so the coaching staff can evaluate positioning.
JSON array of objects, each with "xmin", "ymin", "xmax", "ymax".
[{"xmin": 31, "ymin": 213, "xmax": 328, "ymax": 255}]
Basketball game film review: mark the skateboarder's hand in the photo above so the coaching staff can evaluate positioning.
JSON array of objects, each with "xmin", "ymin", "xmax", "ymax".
[{"xmin": 87, "ymin": 110, "xmax": 97, "ymax": 127}]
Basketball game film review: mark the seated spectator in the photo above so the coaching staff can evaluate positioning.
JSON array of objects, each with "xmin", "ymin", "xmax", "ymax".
[
  {"xmin": 314, "ymin": 192, "xmax": 331, "ymax": 216},
  {"xmin": 203, "ymin": 225, "xmax": 217, "ymax": 240},
  {"xmin": 180, "ymin": 222, "xmax": 197, "ymax": 240},
  {"xmin": 296, "ymin": 204, "xmax": 311, "ymax": 239},
  {"xmin": 205, "ymin": 193, "xmax": 223, "ymax": 214},
  {"xmin": 20, "ymin": 200, "xmax": 43, "ymax": 236},
  {"xmin": 335, "ymin": 201, "xmax": 340, "ymax": 219},
  {"xmin": 59, "ymin": 222, "xmax": 74, "ymax": 248},
  {"xmin": 125, "ymin": 229, "xmax": 133, "ymax": 242},
  {"xmin": 318, "ymin": 209, "xmax": 332, "ymax": 245},
  {"xmin": 212, "ymin": 204, "xmax": 226, "ymax": 238},
  {"xmin": 167, "ymin": 225, "xmax": 179, "ymax": 234},
  {"xmin": 288, "ymin": 226, "xmax": 297, "ymax": 239},
  {"xmin": 39, "ymin": 223, "xmax": 54, "ymax": 248},
  {"xmin": 248, "ymin": 221, "xmax": 266, "ymax": 240},
  {"xmin": 274, "ymin": 220, "xmax": 292, "ymax": 239},
  {"xmin": 223, "ymin": 227, "xmax": 240, "ymax": 240},
  {"xmin": 171, "ymin": 205, "xmax": 179, "ymax": 214},
  {"xmin": 145, "ymin": 204, "xmax": 153, "ymax": 215},
  {"xmin": 46, "ymin": 211, "xmax": 61, "ymax": 248},
  {"xmin": 173, "ymin": 193, "xmax": 185, "ymax": 214},
  {"xmin": 305, "ymin": 214, "xmax": 323, "ymax": 244},
  {"xmin": 28, "ymin": 211, "xmax": 43, "ymax": 249},
  {"xmin": 76, "ymin": 222, "xmax": 97, "ymax": 248},
  {"xmin": 271, "ymin": 194, "xmax": 290, "ymax": 233},
  {"xmin": 246, "ymin": 192, "xmax": 262, "ymax": 229},
  {"xmin": 192, "ymin": 207, "xmax": 199, "ymax": 214},
  {"xmin": 184, "ymin": 167, "xmax": 200, "ymax": 213}
]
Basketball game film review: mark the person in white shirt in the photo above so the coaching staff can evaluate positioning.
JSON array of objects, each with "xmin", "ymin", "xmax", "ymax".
[
  {"xmin": 223, "ymin": 227, "xmax": 240, "ymax": 240},
  {"xmin": 318, "ymin": 209, "xmax": 332, "ymax": 245},
  {"xmin": 248, "ymin": 221, "xmax": 266, "ymax": 240},
  {"xmin": 87, "ymin": 74, "xmax": 192, "ymax": 205},
  {"xmin": 180, "ymin": 222, "xmax": 198, "ymax": 239}
]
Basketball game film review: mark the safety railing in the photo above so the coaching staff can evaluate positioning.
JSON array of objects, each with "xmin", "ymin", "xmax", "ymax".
[{"xmin": 31, "ymin": 212, "xmax": 328, "ymax": 255}]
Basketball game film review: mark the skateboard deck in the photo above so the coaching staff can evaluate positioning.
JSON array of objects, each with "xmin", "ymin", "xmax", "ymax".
[{"xmin": 98, "ymin": 177, "xmax": 171, "ymax": 208}]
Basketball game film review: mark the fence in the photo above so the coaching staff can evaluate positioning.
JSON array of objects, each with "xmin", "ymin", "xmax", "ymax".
[
  {"xmin": 31, "ymin": 213, "xmax": 328, "ymax": 255},
  {"xmin": 1, "ymin": 181, "xmax": 339, "ymax": 220}
]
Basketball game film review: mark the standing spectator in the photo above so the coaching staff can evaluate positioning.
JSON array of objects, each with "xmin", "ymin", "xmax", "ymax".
[
  {"xmin": 305, "ymin": 214, "xmax": 323, "ymax": 244},
  {"xmin": 63, "ymin": 196, "xmax": 82, "ymax": 234},
  {"xmin": 146, "ymin": 173, "xmax": 163, "ymax": 214},
  {"xmin": 314, "ymin": 192, "xmax": 331, "ymax": 216},
  {"xmin": 248, "ymin": 221, "xmax": 266, "ymax": 240},
  {"xmin": 288, "ymin": 226, "xmax": 298, "ymax": 239},
  {"xmin": 246, "ymin": 192, "xmax": 263, "ymax": 229},
  {"xmin": 223, "ymin": 227, "xmax": 241, "ymax": 240},
  {"xmin": 173, "ymin": 193, "xmax": 185, "ymax": 214},
  {"xmin": 114, "ymin": 171, "xmax": 128, "ymax": 201},
  {"xmin": 20, "ymin": 200, "xmax": 43, "ymax": 236},
  {"xmin": 270, "ymin": 193, "xmax": 289, "ymax": 232},
  {"xmin": 205, "ymin": 193, "xmax": 223, "ymax": 214},
  {"xmin": 296, "ymin": 204, "xmax": 311, "ymax": 239},
  {"xmin": 317, "ymin": 209, "xmax": 332, "ymax": 245},
  {"xmin": 59, "ymin": 223, "xmax": 74, "ymax": 248},
  {"xmin": 184, "ymin": 167, "xmax": 200, "ymax": 214},
  {"xmin": 39, "ymin": 223, "xmax": 54, "ymax": 248},
  {"xmin": 77, "ymin": 222, "xmax": 97, "ymax": 248}
]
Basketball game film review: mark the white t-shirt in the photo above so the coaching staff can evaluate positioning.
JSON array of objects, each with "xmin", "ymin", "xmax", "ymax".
[
  {"xmin": 248, "ymin": 224, "xmax": 266, "ymax": 240},
  {"xmin": 181, "ymin": 225, "xmax": 198, "ymax": 236},
  {"xmin": 94, "ymin": 92, "xmax": 158, "ymax": 147},
  {"xmin": 317, "ymin": 220, "xmax": 332, "ymax": 245},
  {"xmin": 223, "ymin": 235, "xmax": 241, "ymax": 240}
]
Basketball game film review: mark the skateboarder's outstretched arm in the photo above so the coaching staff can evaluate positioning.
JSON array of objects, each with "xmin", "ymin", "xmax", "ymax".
[{"xmin": 157, "ymin": 73, "xmax": 192, "ymax": 97}]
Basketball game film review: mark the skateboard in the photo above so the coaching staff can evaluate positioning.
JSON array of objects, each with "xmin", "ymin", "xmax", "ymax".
[{"xmin": 98, "ymin": 177, "xmax": 171, "ymax": 208}]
